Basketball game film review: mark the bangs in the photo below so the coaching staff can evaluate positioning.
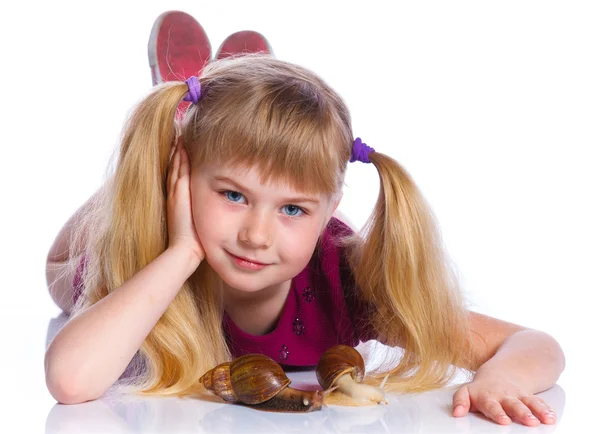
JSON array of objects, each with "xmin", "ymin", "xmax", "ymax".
[
  {"xmin": 184, "ymin": 60, "xmax": 352, "ymax": 196},
  {"xmin": 200, "ymin": 113, "xmax": 342, "ymax": 196}
]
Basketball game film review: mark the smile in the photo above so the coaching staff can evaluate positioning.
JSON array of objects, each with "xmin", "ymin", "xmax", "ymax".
[{"xmin": 226, "ymin": 251, "xmax": 269, "ymax": 271}]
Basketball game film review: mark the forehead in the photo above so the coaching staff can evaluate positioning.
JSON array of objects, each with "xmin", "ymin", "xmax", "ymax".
[{"xmin": 199, "ymin": 163, "xmax": 329, "ymax": 201}]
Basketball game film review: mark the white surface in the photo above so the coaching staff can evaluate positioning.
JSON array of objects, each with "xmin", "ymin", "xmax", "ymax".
[
  {"xmin": 43, "ymin": 350, "xmax": 567, "ymax": 434},
  {"xmin": 1, "ymin": 0, "xmax": 599, "ymax": 432}
]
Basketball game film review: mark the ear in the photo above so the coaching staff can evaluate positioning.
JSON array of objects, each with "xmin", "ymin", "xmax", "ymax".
[
  {"xmin": 333, "ymin": 195, "xmax": 342, "ymax": 213},
  {"xmin": 329, "ymin": 194, "xmax": 359, "ymax": 231},
  {"xmin": 319, "ymin": 195, "xmax": 343, "ymax": 233},
  {"xmin": 327, "ymin": 193, "xmax": 343, "ymax": 220}
]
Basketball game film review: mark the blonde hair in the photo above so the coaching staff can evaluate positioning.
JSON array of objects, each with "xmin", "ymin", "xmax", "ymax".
[{"xmin": 69, "ymin": 55, "xmax": 475, "ymax": 398}]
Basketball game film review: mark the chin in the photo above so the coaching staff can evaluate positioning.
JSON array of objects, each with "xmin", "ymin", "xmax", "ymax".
[
  {"xmin": 203, "ymin": 255, "xmax": 270, "ymax": 292},
  {"xmin": 219, "ymin": 270, "xmax": 274, "ymax": 293}
]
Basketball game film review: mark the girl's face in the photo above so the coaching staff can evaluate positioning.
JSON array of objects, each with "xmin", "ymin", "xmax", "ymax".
[{"xmin": 190, "ymin": 162, "xmax": 339, "ymax": 297}]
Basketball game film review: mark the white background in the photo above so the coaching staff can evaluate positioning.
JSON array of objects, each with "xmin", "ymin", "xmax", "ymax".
[{"xmin": 1, "ymin": 0, "xmax": 598, "ymax": 432}]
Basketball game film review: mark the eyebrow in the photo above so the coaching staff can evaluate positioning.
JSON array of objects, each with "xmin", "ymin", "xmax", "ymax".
[{"xmin": 213, "ymin": 176, "xmax": 321, "ymax": 204}]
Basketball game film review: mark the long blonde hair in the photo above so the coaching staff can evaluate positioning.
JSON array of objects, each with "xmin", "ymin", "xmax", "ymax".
[{"xmin": 69, "ymin": 55, "xmax": 474, "ymax": 398}]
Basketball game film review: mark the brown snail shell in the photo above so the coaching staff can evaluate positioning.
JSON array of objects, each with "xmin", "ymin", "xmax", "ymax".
[
  {"xmin": 200, "ymin": 353, "xmax": 323, "ymax": 412},
  {"xmin": 229, "ymin": 354, "xmax": 292, "ymax": 405},
  {"xmin": 200, "ymin": 362, "xmax": 237, "ymax": 403},
  {"xmin": 316, "ymin": 344, "xmax": 365, "ymax": 390},
  {"xmin": 316, "ymin": 344, "xmax": 388, "ymax": 406}
]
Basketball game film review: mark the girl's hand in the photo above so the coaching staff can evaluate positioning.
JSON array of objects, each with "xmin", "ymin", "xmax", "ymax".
[
  {"xmin": 166, "ymin": 138, "xmax": 205, "ymax": 264},
  {"xmin": 452, "ymin": 373, "xmax": 557, "ymax": 426}
]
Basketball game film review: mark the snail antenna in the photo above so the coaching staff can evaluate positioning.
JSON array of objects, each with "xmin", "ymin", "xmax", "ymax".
[
  {"xmin": 379, "ymin": 374, "xmax": 390, "ymax": 390},
  {"xmin": 323, "ymin": 385, "xmax": 339, "ymax": 396},
  {"xmin": 322, "ymin": 386, "xmax": 339, "ymax": 408}
]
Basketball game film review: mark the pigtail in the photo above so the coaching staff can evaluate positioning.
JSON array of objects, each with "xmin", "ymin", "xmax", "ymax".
[
  {"xmin": 110, "ymin": 83, "xmax": 185, "ymax": 274},
  {"xmin": 74, "ymin": 81, "xmax": 230, "ymax": 398},
  {"xmin": 345, "ymin": 152, "xmax": 476, "ymax": 393}
]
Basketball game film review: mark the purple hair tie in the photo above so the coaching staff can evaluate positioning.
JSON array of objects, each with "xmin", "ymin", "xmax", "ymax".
[
  {"xmin": 350, "ymin": 137, "xmax": 375, "ymax": 163},
  {"xmin": 183, "ymin": 76, "xmax": 201, "ymax": 104}
]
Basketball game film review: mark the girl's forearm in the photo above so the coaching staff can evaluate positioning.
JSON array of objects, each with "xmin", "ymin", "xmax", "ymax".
[
  {"xmin": 45, "ymin": 246, "xmax": 201, "ymax": 404},
  {"xmin": 474, "ymin": 330, "xmax": 565, "ymax": 394}
]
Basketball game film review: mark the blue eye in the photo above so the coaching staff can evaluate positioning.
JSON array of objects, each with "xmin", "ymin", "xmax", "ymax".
[
  {"xmin": 221, "ymin": 190, "xmax": 306, "ymax": 217},
  {"xmin": 282, "ymin": 205, "xmax": 304, "ymax": 217},
  {"xmin": 224, "ymin": 191, "xmax": 245, "ymax": 203}
]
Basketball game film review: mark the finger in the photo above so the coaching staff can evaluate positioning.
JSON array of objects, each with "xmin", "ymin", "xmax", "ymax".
[
  {"xmin": 169, "ymin": 144, "xmax": 181, "ymax": 196},
  {"xmin": 520, "ymin": 396, "xmax": 556, "ymax": 425},
  {"xmin": 501, "ymin": 397, "xmax": 540, "ymax": 426},
  {"xmin": 178, "ymin": 146, "xmax": 190, "ymax": 179},
  {"xmin": 479, "ymin": 399, "xmax": 512, "ymax": 425},
  {"xmin": 452, "ymin": 386, "xmax": 471, "ymax": 417},
  {"xmin": 169, "ymin": 142, "xmax": 177, "ymax": 161}
]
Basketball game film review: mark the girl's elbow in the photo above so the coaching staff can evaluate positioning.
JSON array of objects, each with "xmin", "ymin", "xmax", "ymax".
[
  {"xmin": 45, "ymin": 353, "xmax": 102, "ymax": 405},
  {"xmin": 545, "ymin": 331, "xmax": 566, "ymax": 372},
  {"xmin": 46, "ymin": 374, "xmax": 86, "ymax": 404},
  {"xmin": 47, "ymin": 382, "xmax": 88, "ymax": 405},
  {"xmin": 46, "ymin": 373, "xmax": 104, "ymax": 405}
]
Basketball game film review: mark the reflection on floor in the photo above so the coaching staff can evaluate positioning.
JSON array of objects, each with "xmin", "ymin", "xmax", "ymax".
[{"xmin": 44, "ymin": 312, "xmax": 566, "ymax": 434}]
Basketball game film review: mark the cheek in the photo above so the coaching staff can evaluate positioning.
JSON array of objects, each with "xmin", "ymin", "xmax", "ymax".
[
  {"xmin": 191, "ymin": 187, "xmax": 222, "ymax": 243},
  {"xmin": 192, "ymin": 207, "xmax": 211, "ymax": 243},
  {"xmin": 278, "ymin": 222, "xmax": 322, "ymax": 264}
]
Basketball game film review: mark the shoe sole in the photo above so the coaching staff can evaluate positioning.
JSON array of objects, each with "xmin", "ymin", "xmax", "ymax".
[
  {"xmin": 148, "ymin": 10, "xmax": 212, "ymax": 85},
  {"xmin": 215, "ymin": 30, "xmax": 274, "ymax": 60}
]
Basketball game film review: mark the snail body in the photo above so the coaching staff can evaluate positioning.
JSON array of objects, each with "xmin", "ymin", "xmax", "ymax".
[
  {"xmin": 200, "ymin": 353, "xmax": 324, "ymax": 413},
  {"xmin": 316, "ymin": 345, "xmax": 387, "ymax": 405}
]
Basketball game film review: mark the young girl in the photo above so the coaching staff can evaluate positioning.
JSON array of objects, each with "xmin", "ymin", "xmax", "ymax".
[{"xmin": 44, "ymin": 54, "xmax": 564, "ymax": 427}]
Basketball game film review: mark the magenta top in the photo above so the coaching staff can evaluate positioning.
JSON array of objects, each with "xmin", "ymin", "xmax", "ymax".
[{"xmin": 73, "ymin": 217, "xmax": 376, "ymax": 367}]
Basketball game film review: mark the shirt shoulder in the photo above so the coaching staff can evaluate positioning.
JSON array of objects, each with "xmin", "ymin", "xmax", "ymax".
[
  {"xmin": 324, "ymin": 216, "xmax": 355, "ymax": 239},
  {"xmin": 316, "ymin": 217, "xmax": 378, "ymax": 343}
]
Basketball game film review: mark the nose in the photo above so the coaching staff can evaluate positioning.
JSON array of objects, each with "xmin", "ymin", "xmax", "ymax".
[{"xmin": 238, "ymin": 210, "xmax": 273, "ymax": 248}]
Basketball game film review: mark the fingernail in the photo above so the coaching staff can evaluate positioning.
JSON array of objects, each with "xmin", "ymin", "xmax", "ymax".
[{"xmin": 527, "ymin": 414, "xmax": 538, "ymax": 420}]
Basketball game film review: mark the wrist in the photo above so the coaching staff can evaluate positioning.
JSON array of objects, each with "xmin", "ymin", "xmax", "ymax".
[
  {"xmin": 166, "ymin": 245, "xmax": 203, "ymax": 276},
  {"xmin": 473, "ymin": 330, "xmax": 565, "ymax": 394},
  {"xmin": 474, "ymin": 361, "xmax": 535, "ymax": 394}
]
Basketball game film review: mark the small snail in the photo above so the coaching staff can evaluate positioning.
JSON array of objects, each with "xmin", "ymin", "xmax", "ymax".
[
  {"xmin": 316, "ymin": 345, "xmax": 388, "ymax": 405},
  {"xmin": 200, "ymin": 353, "xmax": 325, "ymax": 412}
]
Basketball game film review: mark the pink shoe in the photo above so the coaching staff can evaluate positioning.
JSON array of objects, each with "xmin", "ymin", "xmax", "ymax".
[
  {"xmin": 215, "ymin": 30, "xmax": 273, "ymax": 60},
  {"xmin": 148, "ymin": 11, "xmax": 212, "ymax": 85}
]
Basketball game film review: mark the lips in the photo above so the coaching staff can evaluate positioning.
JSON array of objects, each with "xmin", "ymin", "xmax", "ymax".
[{"xmin": 227, "ymin": 251, "xmax": 268, "ymax": 266}]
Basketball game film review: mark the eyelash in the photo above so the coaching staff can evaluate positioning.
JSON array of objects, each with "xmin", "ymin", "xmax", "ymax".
[{"xmin": 219, "ymin": 190, "xmax": 309, "ymax": 218}]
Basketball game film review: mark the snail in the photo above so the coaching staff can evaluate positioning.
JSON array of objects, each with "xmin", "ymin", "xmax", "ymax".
[
  {"xmin": 200, "ymin": 345, "xmax": 387, "ymax": 412},
  {"xmin": 316, "ymin": 344, "xmax": 388, "ymax": 406},
  {"xmin": 200, "ymin": 353, "xmax": 325, "ymax": 412}
]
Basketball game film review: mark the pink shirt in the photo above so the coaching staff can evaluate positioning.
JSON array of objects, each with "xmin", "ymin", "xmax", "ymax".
[{"xmin": 73, "ymin": 217, "xmax": 376, "ymax": 368}]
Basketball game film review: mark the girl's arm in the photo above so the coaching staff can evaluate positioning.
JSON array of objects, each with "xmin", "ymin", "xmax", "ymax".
[
  {"xmin": 453, "ymin": 312, "xmax": 565, "ymax": 426},
  {"xmin": 44, "ymin": 245, "xmax": 201, "ymax": 405},
  {"xmin": 460, "ymin": 311, "xmax": 565, "ymax": 387}
]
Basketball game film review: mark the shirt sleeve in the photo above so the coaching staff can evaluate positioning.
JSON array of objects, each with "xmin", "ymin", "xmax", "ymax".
[
  {"xmin": 72, "ymin": 254, "xmax": 87, "ymax": 304},
  {"xmin": 328, "ymin": 218, "xmax": 379, "ymax": 343}
]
